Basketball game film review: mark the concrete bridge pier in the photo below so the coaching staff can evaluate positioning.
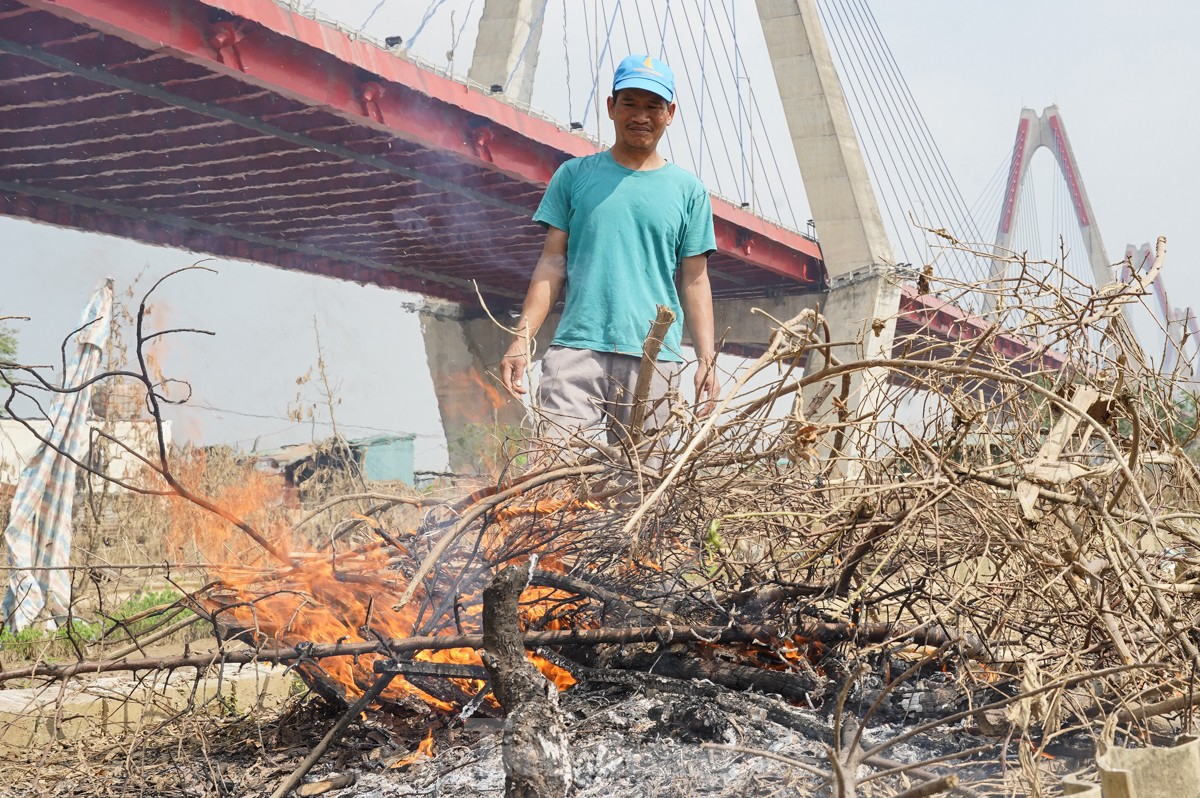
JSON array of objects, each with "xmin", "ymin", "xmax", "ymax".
[
  {"xmin": 803, "ymin": 264, "xmax": 905, "ymax": 416},
  {"xmin": 708, "ymin": 294, "xmax": 825, "ymax": 353},
  {"xmin": 420, "ymin": 300, "xmax": 555, "ymax": 473}
]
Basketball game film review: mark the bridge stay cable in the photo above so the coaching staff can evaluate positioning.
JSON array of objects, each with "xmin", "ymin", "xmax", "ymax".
[
  {"xmin": 445, "ymin": 1, "xmax": 476, "ymax": 74},
  {"xmin": 503, "ymin": 0, "xmax": 550, "ymax": 93},
  {"xmin": 660, "ymin": 6, "xmax": 706, "ymax": 181},
  {"xmin": 602, "ymin": 2, "xmax": 621, "ymax": 81},
  {"xmin": 616, "ymin": 1, "xmax": 635, "ymax": 75},
  {"xmin": 826, "ymin": 0, "xmax": 987, "ymax": 285},
  {"xmin": 822, "ymin": 1, "xmax": 938, "ymax": 271},
  {"xmin": 403, "ymin": 0, "xmax": 451, "ymax": 49},
  {"xmin": 706, "ymin": 0, "xmax": 794, "ymax": 224},
  {"xmin": 969, "ymin": 156, "xmax": 1012, "ymax": 245},
  {"xmin": 674, "ymin": 0, "xmax": 777, "ymax": 212},
  {"xmin": 639, "ymin": 2, "xmax": 677, "ymax": 164},
  {"xmin": 679, "ymin": 0, "xmax": 745, "ymax": 199},
  {"xmin": 733, "ymin": 2, "xmax": 746, "ymax": 205},
  {"xmin": 696, "ymin": 0, "xmax": 710, "ymax": 180},
  {"xmin": 560, "ymin": 0, "xmax": 575, "ymax": 123},
  {"xmin": 716, "ymin": 3, "xmax": 800, "ymax": 228},
  {"xmin": 708, "ymin": 1, "xmax": 781, "ymax": 220},
  {"xmin": 357, "ymin": 0, "xmax": 391, "ymax": 33},
  {"xmin": 580, "ymin": 1, "xmax": 622, "ymax": 136},
  {"xmin": 819, "ymin": 0, "xmax": 926, "ymax": 267},
  {"xmin": 852, "ymin": 0, "xmax": 993, "ymax": 280},
  {"xmin": 580, "ymin": 0, "xmax": 597, "ymax": 129},
  {"xmin": 813, "ymin": 0, "xmax": 998, "ymax": 289},
  {"xmin": 864, "ymin": 3, "xmax": 993, "ymax": 267},
  {"xmin": 666, "ymin": 4, "xmax": 712, "ymax": 180}
]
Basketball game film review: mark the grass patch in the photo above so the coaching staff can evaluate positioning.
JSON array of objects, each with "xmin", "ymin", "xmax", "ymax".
[{"xmin": 0, "ymin": 589, "xmax": 192, "ymax": 662}]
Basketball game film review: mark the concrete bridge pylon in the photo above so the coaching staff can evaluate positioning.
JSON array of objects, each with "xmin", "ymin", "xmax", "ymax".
[
  {"xmin": 755, "ymin": 0, "xmax": 905, "ymax": 476},
  {"xmin": 468, "ymin": 0, "xmax": 549, "ymax": 106}
]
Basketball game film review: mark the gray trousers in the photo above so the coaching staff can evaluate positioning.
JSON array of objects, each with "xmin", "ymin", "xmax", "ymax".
[{"xmin": 536, "ymin": 346, "xmax": 682, "ymax": 445}]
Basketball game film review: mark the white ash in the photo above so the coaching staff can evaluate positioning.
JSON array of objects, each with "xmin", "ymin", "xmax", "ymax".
[{"xmin": 348, "ymin": 692, "xmax": 830, "ymax": 797}]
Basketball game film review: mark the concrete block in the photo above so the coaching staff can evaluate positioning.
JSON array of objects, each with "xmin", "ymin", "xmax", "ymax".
[{"xmin": 0, "ymin": 662, "xmax": 295, "ymax": 750}]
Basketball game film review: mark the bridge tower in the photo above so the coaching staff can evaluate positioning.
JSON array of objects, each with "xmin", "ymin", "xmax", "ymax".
[
  {"xmin": 467, "ymin": 0, "xmax": 548, "ymax": 105},
  {"xmin": 754, "ymin": 0, "xmax": 904, "ymax": 474},
  {"xmin": 988, "ymin": 105, "xmax": 1116, "ymax": 309},
  {"xmin": 1127, "ymin": 242, "xmax": 1197, "ymax": 379}
]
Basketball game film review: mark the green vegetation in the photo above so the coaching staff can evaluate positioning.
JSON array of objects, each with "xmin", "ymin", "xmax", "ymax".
[
  {"xmin": 0, "ymin": 589, "xmax": 188, "ymax": 659},
  {"xmin": 0, "ymin": 323, "xmax": 15, "ymax": 364},
  {"xmin": 1169, "ymin": 390, "xmax": 1200, "ymax": 453}
]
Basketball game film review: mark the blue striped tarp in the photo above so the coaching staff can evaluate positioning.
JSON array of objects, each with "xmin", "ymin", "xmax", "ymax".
[{"xmin": 2, "ymin": 278, "xmax": 113, "ymax": 632}]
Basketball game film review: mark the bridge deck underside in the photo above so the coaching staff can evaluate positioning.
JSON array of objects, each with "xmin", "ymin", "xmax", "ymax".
[
  {"xmin": 0, "ymin": 0, "xmax": 823, "ymax": 311},
  {"xmin": 0, "ymin": 0, "xmax": 1057, "ymax": 373}
]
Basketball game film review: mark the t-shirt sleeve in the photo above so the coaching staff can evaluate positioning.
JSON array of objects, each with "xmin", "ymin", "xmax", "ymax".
[
  {"xmin": 532, "ymin": 160, "xmax": 573, "ymax": 231},
  {"xmin": 682, "ymin": 183, "xmax": 717, "ymax": 258}
]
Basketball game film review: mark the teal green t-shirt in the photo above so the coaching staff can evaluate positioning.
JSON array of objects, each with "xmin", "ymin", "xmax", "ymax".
[{"xmin": 532, "ymin": 151, "xmax": 716, "ymax": 362}]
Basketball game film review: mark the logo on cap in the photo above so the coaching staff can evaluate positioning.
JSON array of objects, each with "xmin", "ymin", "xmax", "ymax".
[{"xmin": 612, "ymin": 54, "xmax": 675, "ymax": 102}]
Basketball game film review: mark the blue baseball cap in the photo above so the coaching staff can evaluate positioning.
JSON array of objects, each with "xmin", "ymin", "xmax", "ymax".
[{"xmin": 612, "ymin": 54, "xmax": 675, "ymax": 102}]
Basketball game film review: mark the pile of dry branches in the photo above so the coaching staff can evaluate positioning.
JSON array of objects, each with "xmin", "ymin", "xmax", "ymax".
[{"xmin": 3, "ymin": 239, "xmax": 1199, "ymax": 796}]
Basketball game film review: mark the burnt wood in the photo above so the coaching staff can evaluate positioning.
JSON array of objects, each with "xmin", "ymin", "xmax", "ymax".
[{"xmin": 482, "ymin": 565, "xmax": 573, "ymax": 798}]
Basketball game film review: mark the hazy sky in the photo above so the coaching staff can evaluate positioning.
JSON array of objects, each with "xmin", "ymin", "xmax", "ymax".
[{"xmin": 2, "ymin": 0, "xmax": 1196, "ymax": 470}]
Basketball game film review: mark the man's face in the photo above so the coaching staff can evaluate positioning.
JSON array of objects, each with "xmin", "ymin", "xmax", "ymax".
[{"xmin": 607, "ymin": 88, "xmax": 675, "ymax": 153}]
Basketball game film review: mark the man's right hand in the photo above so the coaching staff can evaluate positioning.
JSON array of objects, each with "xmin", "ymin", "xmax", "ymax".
[
  {"xmin": 499, "ymin": 342, "xmax": 529, "ymax": 396},
  {"xmin": 498, "ymin": 227, "xmax": 567, "ymax": 398}
]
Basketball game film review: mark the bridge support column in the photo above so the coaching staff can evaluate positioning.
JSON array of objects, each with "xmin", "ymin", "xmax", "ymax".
[
  {"xmin": 708, "ymin": 294, "xmax": 824, "ymax": 352},
  {"xmin": 469, "ymin": 0, "xmax": 549, "ymax": 105},
  {"xmin": 806, "ymin": 264, "xmax": 905, "ymax": 424},
  {"xmin": 420, "ymin": 300, "xmax": 555, "ymax": 473},
  {"xmin": 755, "ymin": 0, "xmax": 903, "ymax": 476}
]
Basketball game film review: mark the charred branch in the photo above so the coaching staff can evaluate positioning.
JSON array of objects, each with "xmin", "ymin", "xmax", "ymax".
[{"xmin": 482, "ymin": 564, "xmax": 572, "ymax": 798}]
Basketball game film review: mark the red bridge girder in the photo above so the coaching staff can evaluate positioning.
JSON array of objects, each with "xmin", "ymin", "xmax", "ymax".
[
  {"xmin": 0, "ymin": 0, "xmax": 1056, "ymax": 371},
  {"xmin": 0, "ymin": 0, "xmax": 824, "ymax": 309},
  {"xmin": 897, "ymin": 286, "xmax": 1064, "ymax": 371}
]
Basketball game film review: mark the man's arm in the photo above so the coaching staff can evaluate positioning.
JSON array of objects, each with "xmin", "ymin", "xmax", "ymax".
[
  {"xmin": 679, "ymin": 253, "xmax": 718, "ymax": 415},
  {"xmin": 499, "ymin": 226, "xmax": 568, "ymax": 396}
]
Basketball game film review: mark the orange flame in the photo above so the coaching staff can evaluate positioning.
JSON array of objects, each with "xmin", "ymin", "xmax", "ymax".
[
  {"xmin": 177, "ymin": 463, "xmax": 583, "ymax": 713},
  {"xmin": 390, "ymin": 729, "xmax": 435, "ymax": 768}
]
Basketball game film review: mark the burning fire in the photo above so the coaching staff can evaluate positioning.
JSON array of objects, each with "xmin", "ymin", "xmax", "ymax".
[
  {"xmin": 390, "ymin": 729, "xmax": 435, "ymax": 768},
  {"xmin": 168, "ymin": 464, "xmax": 581, "ymax": 712}
]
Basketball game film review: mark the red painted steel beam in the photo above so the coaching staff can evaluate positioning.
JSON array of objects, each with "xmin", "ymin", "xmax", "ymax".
[
  {"xmin": 0, "ymin": 178, "xmax": 501, "ymax": 302},
  {"xmin": 713, "ymin": 207, "xmax": 823, "ymax": 284},
  {"xmin": 899, "ymin": 286, "xmax": 1064, "ymax": 370},
  {"xmin": 23, "ymin": 0, "xmax": 824, "ymax": 287}
]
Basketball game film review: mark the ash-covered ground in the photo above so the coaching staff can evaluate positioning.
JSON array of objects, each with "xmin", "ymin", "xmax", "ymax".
[
  {"xmin": 5, "ymin": 665, "xmax": 1099, "ymax": 797},
  {"xmin": 323, "ymin": 681, "xmax": 1032, "ymax": 798}
]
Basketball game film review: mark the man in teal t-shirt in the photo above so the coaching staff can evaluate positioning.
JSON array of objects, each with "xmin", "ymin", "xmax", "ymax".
[{"xmin": 499, "ymin": 54, "xmax": 717, "ymax": 444}]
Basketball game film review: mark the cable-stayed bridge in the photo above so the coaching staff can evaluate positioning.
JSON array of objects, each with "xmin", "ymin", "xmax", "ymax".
[{"xmin": 0, "ymin": 0, "xmax": 1175, "ymax": 459}]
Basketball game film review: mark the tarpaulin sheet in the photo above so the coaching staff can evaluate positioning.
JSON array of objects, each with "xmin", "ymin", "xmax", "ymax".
[{"xmin": 2, "ymin": 278, "xmax": 113, "ymax": 631}]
